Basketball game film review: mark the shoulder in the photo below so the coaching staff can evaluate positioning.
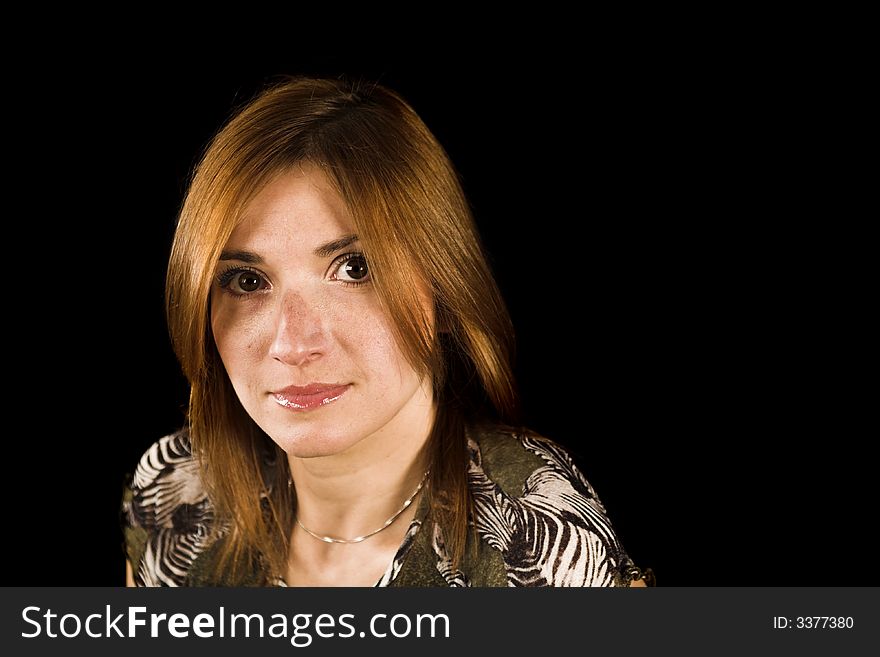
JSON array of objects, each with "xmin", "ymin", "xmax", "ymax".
[
  {"xmin": 121, "ymin": 428, "xmax": 217, "ymax": 586},
  {"xmin": 463, "ymin": 425, "xmax": 641, "ymax": 587},
  {"xmin": 126, "ymin": 428, "xmax": 208, "ymax": 522},
  {"xmin": 467, "ymin": 425, "xmax": 603, "ymax": 504}
]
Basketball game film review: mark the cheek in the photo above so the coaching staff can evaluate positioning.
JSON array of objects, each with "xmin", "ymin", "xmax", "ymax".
[
  {"xmin": 344, "ymin": 310, "xmax": 414, "ymax": 387},
  {"xmin": 210, "ymin": 289, "xmax": 419, "ymax": 392},
  {"xmin": 210, "ymin": 296, "xmax": 270, "ymax": 373}
]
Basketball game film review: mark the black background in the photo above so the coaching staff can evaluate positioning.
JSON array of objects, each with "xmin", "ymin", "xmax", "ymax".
[{"xmin": 9, "ymin": 52, "xmax": 871, "ymax": 586}]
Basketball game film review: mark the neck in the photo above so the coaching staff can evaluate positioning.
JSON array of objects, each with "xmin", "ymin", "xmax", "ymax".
[{"xmin": 288, "ymin": 381, "xmax": 434, "ymax": 541}]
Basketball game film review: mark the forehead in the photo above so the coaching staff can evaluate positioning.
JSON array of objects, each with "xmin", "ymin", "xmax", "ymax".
[{"xmin": 226, "ymin": 163, "xmax": 353, "ymax": 250}]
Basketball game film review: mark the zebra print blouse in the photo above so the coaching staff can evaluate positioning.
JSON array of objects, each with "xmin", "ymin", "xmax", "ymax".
[{"xmin": 121, "ymin": 426, "xmax": 650, "ymax": 587}]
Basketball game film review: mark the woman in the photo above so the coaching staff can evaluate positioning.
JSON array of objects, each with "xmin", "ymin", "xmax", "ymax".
[{"xmin": 121, "ymin": 76, "xmax": 653, "ymax": 587}]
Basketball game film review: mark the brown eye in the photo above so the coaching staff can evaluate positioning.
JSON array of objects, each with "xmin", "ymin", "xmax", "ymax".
[
  {"xmin": 342, "ymin": 255, "xmax": 369, "ymax": 281},
  {"xmin": 330, "ymin": 253, "xmax": 371, "ymax": 285},
  {"xmin": 217, "ymin": 267, "xmax": 267, "ymax": 296},
  {"xmin": 237, "ymin": 272, "xmax": 262, "ymax": 292}
]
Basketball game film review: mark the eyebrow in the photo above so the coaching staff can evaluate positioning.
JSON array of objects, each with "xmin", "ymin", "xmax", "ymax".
[
  {"xmin": 219, "ymin": 249, "xmax": 264, "ymax": 264},
  {"xmin": 219, "ymin": 234, "xmax": 360, "ymax": 263},
  {"xmin": 313, "ymin": 233, "xmax": 360, "ymax": 258}
]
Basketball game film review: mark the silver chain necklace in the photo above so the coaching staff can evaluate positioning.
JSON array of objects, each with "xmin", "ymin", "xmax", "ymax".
[{"xmin": 291, "ymin": 468, "xmax": 431, "ymax": 544}]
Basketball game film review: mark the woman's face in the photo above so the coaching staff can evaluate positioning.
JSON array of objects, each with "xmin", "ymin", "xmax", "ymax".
[{"xmin": 210, "ymin": 163, "xmax": 433, "ymax": 458}]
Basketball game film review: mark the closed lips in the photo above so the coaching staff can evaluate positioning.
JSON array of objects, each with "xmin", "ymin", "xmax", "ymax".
[{"xmin": 272, "ymin": 383, "xmax": 350, "ymax": 411}]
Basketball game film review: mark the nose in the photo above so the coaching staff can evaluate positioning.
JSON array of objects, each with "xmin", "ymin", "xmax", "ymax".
[{"xmin": 268, "ymin": 290, "xmax": 329, "ymax": 367}]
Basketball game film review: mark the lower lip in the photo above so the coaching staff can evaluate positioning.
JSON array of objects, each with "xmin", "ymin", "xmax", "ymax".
[{"xmin": 272, "ymin": 385, "xmax": 350, "ymax": 412}]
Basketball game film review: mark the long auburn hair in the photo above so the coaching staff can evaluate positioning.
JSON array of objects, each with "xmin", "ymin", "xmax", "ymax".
[{"xmin": 166, "ymin": 76, "xmax": 519, "ymax": 584}]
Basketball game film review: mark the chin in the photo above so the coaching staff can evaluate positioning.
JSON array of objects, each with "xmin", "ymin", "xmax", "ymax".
[{"xmin": 268, "ymin": 427, "xmax": 358, "ymax": 459}]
